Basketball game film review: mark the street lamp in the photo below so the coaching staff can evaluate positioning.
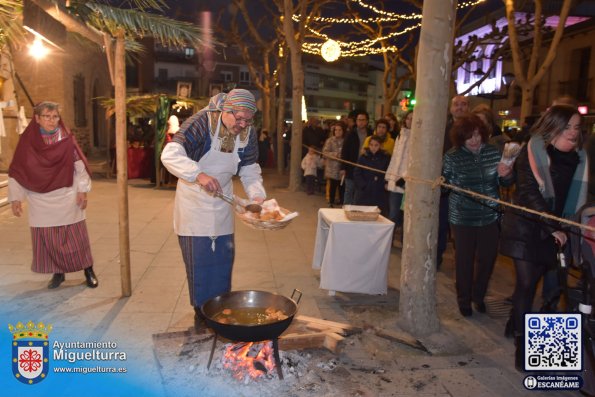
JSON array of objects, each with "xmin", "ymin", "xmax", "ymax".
[
  {"xmin": 28, "ymin": 37, "xmax": 49, "ymax": 59},
  {"xmin": 477, "ymin": 72, "xmax": 515, "ymax": 108}
]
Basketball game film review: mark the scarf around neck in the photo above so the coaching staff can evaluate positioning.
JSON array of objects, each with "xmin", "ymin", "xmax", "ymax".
[
  {"xmin": 8, "ymin": 119, "xmax": 90, "ymax": 193},
  {"xmin": 527, "ymin": 134, "xmax": 588, "ymax": 217}
]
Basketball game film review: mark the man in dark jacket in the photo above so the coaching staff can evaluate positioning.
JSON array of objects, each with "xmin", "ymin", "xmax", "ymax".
[
  {"xmin": 340, "ymin": 110, "xmax": 373, "ymax": 204},
  {"xmin": 302, "ymin": 117, "xmax": 326, "ymax": 157}
]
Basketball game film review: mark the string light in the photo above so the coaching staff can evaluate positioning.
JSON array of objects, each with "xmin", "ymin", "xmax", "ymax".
[
  {"xmin": 293, "ymin": 0, "xmax": 487, "ymax": 58},
  {"xmin": 299, "ymin": 19, "xmax": 421, "ymax": 48},
  {"xmin": 346, "ymin": 0, "xmax": 422, "ymax": 19},
  {"xmin": 299, "ymin": 15, "xmax": 418, "ymax": 24},
  {"xmin": 301, "ymin": 22, "xmax": 422, "ymax": 53},
  {"xmin": 348, "ymin": 0, "xmax": 485, "ymax": 18}
]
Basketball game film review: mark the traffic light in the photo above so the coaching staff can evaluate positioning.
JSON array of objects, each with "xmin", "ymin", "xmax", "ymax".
[{"xmin": 399, "ymin": 94, "xmax": 416, "ymax": 111}]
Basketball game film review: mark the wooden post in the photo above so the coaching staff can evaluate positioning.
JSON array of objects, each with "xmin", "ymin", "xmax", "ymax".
[
  {"xmin": 115, "ymin": 31, "xmax": 132, "ymax": 297},
  {"xmin": 398, "ymin": 0, "xmax": 457, "ymax": 336}
]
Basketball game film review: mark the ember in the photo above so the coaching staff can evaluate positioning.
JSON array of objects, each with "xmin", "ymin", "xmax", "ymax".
[{"xmin": 222, "ymin": 341, "xmax": 276, "ymax": 381}]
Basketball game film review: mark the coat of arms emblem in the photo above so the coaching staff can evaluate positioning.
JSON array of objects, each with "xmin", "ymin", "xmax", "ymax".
[{"xmin": 8, "ymin": 321, "xmax": 52, "ymax": 385}]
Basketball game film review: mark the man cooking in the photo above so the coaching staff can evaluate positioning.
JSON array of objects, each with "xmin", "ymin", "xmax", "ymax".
[{"xmin": 161, "ymin": 89, "xmax": 266, "ymax": 332}]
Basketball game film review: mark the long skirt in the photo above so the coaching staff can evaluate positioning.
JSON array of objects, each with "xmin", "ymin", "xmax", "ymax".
[
  {"xmin": 178, "ymin": 234, "xmax": 235, "ymax": 308},
  {"xmin": 31, "ymin": 220, "xmax": 93, "ymax": 274}
]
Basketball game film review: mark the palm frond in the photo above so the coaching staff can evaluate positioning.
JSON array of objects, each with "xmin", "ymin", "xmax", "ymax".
[
  {"xmin": 0, "ymin": 0, "xmax": 26, "ymax": 48},
  {"xmin": 72, "ymin": 0, "xmax": 168, "ymax": 13},
  {"xmin": 83, "ymin": 3, "xmax": 214, "ymax": 49},
  {"xmin": 99, "ymin": 94, "xmax": 208, "ymax": 119}
]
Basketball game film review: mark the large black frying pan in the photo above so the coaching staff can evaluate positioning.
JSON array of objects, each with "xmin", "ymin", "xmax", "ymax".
[{"xmin": 201, "ymin": 290, "xmax": 301, "ymax": 342}]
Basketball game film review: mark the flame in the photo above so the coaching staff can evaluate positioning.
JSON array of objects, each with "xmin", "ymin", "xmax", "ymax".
[{"xmin": 222, "ymin": 341, "xmax": 276, "ymax": 381}]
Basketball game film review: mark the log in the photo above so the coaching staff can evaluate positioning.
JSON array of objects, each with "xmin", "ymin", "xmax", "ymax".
[
  {"xmin": 278, "ymin": 315, "xmax": 357, "ymax": 353},
  {"xmin": 323, "ymin": 332, "xmax": 344, "ymax": 353},
  {"xmin": 294, "ymin": 315, "xmax": 360, "ymax": 334},
  {"xmin": 304, "ymin": 322, "xmax": 345, "ymax": 336},
  {"xmin": 278, "ymin": 332, "xmax": 327, "ymax": 351}
]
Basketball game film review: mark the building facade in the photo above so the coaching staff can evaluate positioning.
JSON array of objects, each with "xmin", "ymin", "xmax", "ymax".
[
  {"xmin": 455, "ymin": 6, "xmax": 595, "ymax": 132},
  {"xmin": 0, "ymin": 3, "xmax": 111, "ymax": 171}
]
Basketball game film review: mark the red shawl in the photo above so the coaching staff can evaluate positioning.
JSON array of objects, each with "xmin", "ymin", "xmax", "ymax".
[{"xmin": 8, "ymin": 119, "xmax": 91, "ymax": 193}]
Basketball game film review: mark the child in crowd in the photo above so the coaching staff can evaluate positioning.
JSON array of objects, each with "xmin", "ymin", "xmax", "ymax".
[
  {"xmin": 353, "ymin": 135, "xmax": 391, "ymax": 215},
  {"xmin": 301, "ymin": 147, "xmax": 324, "ymax": 195},
  {"xmin": 322, "ymin": 121, "xmax": 346, "ymax": 207}
]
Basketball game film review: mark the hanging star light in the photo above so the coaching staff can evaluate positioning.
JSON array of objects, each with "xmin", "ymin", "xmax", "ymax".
[{"xmin": 320, "ymin": 39, "xmax": 341, "ymax": 62}]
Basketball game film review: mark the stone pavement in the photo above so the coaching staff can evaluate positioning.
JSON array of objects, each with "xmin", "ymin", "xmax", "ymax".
[{"xmin": 0, "ymin": 170, "xmax": 583, "ymax": 396}]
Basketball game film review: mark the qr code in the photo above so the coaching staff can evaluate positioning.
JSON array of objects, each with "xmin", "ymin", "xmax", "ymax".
[{"xmin": 525, "ymin": 313, "xmax": 582, "ymax": 371}]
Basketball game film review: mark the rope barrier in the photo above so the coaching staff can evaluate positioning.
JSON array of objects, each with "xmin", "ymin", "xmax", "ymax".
[{"xmin": 304, "ymin": 144, "xmax": 595, "ymax": 233}]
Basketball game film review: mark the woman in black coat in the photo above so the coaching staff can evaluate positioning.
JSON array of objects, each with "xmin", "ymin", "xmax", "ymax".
[
  {"xmin": 500, "ymin": 105, "xmax": 589, "ymax": 371},
  {"xmin": 353, "ymin": 135, "xmax": 391, "ymax": 215}
]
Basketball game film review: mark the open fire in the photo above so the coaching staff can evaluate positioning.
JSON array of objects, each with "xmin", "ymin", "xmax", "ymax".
[{"xmin": 222, "ymin": 341, "xmax": 276, "ymax": 381}]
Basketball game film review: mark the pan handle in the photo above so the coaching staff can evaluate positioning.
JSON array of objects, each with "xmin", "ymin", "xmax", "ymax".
[{"xmin": 291, "ymin": 288, "xmax": 303, "ymax": 304}]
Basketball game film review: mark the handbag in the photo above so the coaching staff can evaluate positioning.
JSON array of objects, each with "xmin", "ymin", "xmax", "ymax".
[{"xmin": 536, "ymin": 235, "xmax": 559, "ymax": 270}]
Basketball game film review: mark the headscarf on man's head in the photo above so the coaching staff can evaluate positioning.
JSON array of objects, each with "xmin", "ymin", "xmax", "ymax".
[{"xmin": 222, "ymin": 89, "xmax": 257, "ymax": 113}]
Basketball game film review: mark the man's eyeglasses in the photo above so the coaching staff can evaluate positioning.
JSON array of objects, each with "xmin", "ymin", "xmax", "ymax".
[
  {"xmin": 40, "ymin": 115, "xmax": 60, "ymax": 121},
  {"xmin": 232, "ymin": 112, "xmax": 254, "ymax": 126}
]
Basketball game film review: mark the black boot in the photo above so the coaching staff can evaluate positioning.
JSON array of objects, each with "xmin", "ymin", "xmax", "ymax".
[
  {"xmin": 84, "ymin": 267, "xmax": 98, "ymax": 288},
  {"xmin": 514, "ymin": 334, "xmax": 524, "ymax": 372},
  {"xmin": 48, "ymin": 273, "xmax": 65, "ymax": 289},
  {"xmin": 194, "ymin": 308, "xmax": 207, "ymax": 334},
  {"xmin": 504, "ymin": 312, "xmax": 514, "ymax": 338}
]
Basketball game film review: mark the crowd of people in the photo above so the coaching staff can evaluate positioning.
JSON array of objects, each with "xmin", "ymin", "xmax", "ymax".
[
  {"xmin": 297, "ymin": 95, "xmax": 592, "ymax": 373},
  {"xmin": 7, "ymin": 92, "xmax": 591, "ymax": 375}
]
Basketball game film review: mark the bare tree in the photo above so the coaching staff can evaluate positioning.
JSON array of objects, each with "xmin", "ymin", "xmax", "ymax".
[
  {"xmin": 398, "ymin": 0, "xmax": 456, "ymax": 336},
  {"xmin": 274, "ymin": 41, "xmax": 289, "ymax": 175},
  {"xmin": 282, "ymin": 0, "xmax": 326, "ymax": 191},
  {"xmin": 219, "ymin": 0, "xmax": 284, "ymax": 133},
  {"xmin": 505, "ymin": 0, "xmax": 571, "ymax": 123},
  {"xmin": 453, "ymin": 21, "xmax": 509, "ymax": 94},
  {"xmin": 346, "ymin": 0, "xmax": 417, "ymax": 114}
]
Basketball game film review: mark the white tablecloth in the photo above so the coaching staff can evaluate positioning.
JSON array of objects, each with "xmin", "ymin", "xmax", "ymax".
[{"xmin": 312, "ymin": 208, "xmax": 394, "ymax": 295}]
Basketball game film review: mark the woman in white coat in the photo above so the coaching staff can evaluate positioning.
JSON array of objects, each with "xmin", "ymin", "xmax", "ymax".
[
  {"xmin": 161, "ymin": 89, "xmax": 266, "ymax": 332},
  {"xmin": 385, "ymin": 111, "xmax": 413, "ymax": 238}
]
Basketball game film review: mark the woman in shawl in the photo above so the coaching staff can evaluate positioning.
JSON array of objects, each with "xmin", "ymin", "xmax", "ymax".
[
  {"xmin": 8, "ymin": 101, "xmax": 97, "ymax": 289},
  {"xmin": 500, "ymin": 105, "xmax": 588, "ymax": 371}
]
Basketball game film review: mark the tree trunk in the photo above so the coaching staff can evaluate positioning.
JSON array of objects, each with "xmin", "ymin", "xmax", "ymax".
[
  {"xmin": 287, "ymin": 63, "xmax": 303, "ymax": 192},
  {"xmin": 276, "ymin": 57, "xmax": 287, "ymax": 175},
  {"xmin": 283, "ymin": 0, "xmax": 304, "ymax": 192},
  {"xmin": 398, "ymin": 0, "xmax": 457, "ymax": 337},
  {"xmin": 520, "ymin": 86, "xmax": 535, "ymax": 125},
  {"xmin": 269, "ymin": 75, "xmax": 277, "ymax": 134},
  {"xmin": 115, "ymin": 31, "xmax": 132, "ymax": 297},
  {"xmin": 261, "ymin": 79, "xmax": 271, "ymax": 130}
]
